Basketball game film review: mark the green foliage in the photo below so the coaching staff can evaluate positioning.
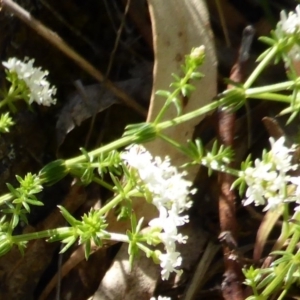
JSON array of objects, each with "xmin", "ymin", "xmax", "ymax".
[{"xmin": 3, "ymin": 15, "xmax": 300, "ymax": 293}]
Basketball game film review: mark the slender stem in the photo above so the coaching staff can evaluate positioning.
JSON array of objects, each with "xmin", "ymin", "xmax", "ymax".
[
  {"xmin": 218, "ymin": 166, "xmax": 240, "ymax": 177},
  {"xmin": 0, "ymin": 83, "xmax": 22, "ymax": 109},
  {"xmin": 158, "ymin": 133, "xmax": 183, "ymax": 150},
  {"xmin": 278, "ymin": 287, "xmax": 289, "ymax": 300},
  {"xmin": 262, "ymin": 262, "xmax": 291, "ymax": 296},
  {"xmin": 69, "ymin": 169, "xmax": 114, "ymax": 191},
  {"xmin": 137, "ymin": 241, "xmax": 152, "ymax": 254},
  {"xmin": 251, "ymin": 284, "xmax": 259, "ymax": 297},
  {"xmin": 158, "ymin": 97, "xmax": 230, "ymax": 131},
  {"xmin": 286, "ymin": 225, "xmax": 300, "ymax": 253},
  {"xmin": 92, "ymin": 177, "xmax": 114, "ymax": 191},
  {"xmin": 246, "ymin": 81, "xmax": 294, "ymax": 95},
  {"xmin": 280, "ymin": 204, "xmax": 290, "ymax": 246},
  {"xmin": 109, "ymin": 232, "xmax": 130, "ymax": 243},
  {"xmin": 11, "ymin": 227, "xmax": 71, "ymax": 243},
  {"xmin": 159, "ymin": 132, "xmax": 240, "ymax": 177},
  {"xmin": 11, "ymin": 227, "xmax": 131, "ymax": 245},
  {"xmin": 65, "ymin": 135, "xmax": 137, "ymax": 166},
  {"xmin": 246, "ymin": 93, "xmax": 291, "ymax": 102},
  {"xmin": 263, "ymin": 217, "xmax": 300, "ymax": 297},
  {"xmin": 97, "ymin": 184, "xmax": 137, "ymax": 216},
  {"xmin": 154, "ymin": 68, "xmax": 193, "ymax": 124},
  {"xmin": 66, "ymin": 97, "xmax": 230, "ymax": 167},
  {"xmin": 244, "ymin": 46, "xmax": 278, "ymax": 89}
]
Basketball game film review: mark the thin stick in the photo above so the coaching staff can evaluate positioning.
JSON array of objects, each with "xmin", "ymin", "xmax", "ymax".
[
  {"xmin": 218, "ymin": 25, "xmax": 255, "ymax": 300},
  {"xmin": 0, "ymin": 0, "xmax": 147, "ymax": 117},
  {"xmin": 105, "ymin": 0, "xmax": 131, "ymax": 78},
  {"xmin": 85, "ymin": 0, "xmax": 132, "ymax": 148}
]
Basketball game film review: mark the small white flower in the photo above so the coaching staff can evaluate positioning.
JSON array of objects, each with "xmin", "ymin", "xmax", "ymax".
[
  {"xmin": 264, "ymin": 194, "xmax": 285, "ymax": 211},
  {"xmin": 278, "ymin": 6, "xmax": 300, "ymax": 34},
  {"xmin": 122, "ymin": 145, "xmax": 193, "ymax": 214},
  {"xmin": 121, "ymin": 144, "xmax": 153, "ymax": 170},
  {"xmin": 201, "ymin": 153, "xmax": 219, "ymax": 170},
  {"xmin": 276, "ymin": 6, "xmax": 300, "ymax": 61},
  {"xmin": 269, "ymin": 137, "xmax": 296, "ymax": 173},
  {"xmin": 149, "ymin": 210, "xmax": 188, "ymax": 252},
  {"xmin": 122, "ymin": 144, "xmax": 193, "ymax": 280},
  {"xmin": 150, "ymin": 296, "xmax": 171, "ymax": 300},
  {"xmin": 279, "ymin": 13, "xmax": 298, "ymax": 34},
  {"xmin": 242, "ymin": 137, "xmax": 297, "ymax": 211},
  {"xmin": 2, "ymin": 57, "xmax": 57, "ymax": 106},
  {"xmin": 159, "ymin": 251, "xmax": 182, "ymax": 280}
]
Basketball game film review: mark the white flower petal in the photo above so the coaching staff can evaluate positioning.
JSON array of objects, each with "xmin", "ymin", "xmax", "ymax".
[{"xmin": 2, "ymin": 57, "xmax": 56, "ymax": 106}]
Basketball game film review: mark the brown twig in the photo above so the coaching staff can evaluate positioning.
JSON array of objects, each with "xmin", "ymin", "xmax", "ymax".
[
  {"xmin": 0, "ymin": 0, "xmax": 147, "ymax": 117},
  {"xmin": 218, "ymin": 25, "xmax": 255, "ymax": 300}
]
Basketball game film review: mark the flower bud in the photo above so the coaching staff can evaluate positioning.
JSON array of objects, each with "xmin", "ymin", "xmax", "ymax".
[{"xmin": 190, "ymin": 45, "xmax": 205, "ymax": 65}]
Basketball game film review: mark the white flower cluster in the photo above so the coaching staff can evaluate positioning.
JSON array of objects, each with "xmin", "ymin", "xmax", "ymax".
[
  {"xmin": 278, "ymin": 5, "xmax": 300, "ymax": 34},
  {"xmin": 150, "ymin": 296, "xmax": 171, "ymax": 300},
  {"xmin": 121, "ymin": 145, "xmax": 193, "ymax": 280},
  {"xmin": 2, "ymin": 57, "xmax": 57, "ymax": 106},
  {"xmin": 241, "ymin": 137, "xmax": 300, "ymax": 211},
  {"xmin": 276, "ymin": 5, "xmax": 300, "ymax": 61}
]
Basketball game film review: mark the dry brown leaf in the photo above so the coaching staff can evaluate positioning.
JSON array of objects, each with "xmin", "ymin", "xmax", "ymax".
[
  {"xmin": 253, "ymin": 205, "xmax": 284, "ymax": 262},
  {"xmin": 56, "ymin": 63, "xmax": 152, "ymax": 148}
]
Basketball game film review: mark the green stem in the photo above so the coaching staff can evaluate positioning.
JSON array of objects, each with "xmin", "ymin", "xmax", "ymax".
[
  {"xmin": 263, "ymin": 215, "xmax": 300, "ymax": 297},
  {"xmin": 154, "ymin": 68, "xmax": 194, "ymax": 124},
  {"xmin": 286, "ymin": 226, "xmax": 300, "ymax": 253},
  {"xmin": 244, "ymin": 46, "xmax": 278, "ymax": 89},
  {"xmin": 109, "ymin": 232, "xmax": 129, "ymax": 243},
  {"xmin": 92, "ymin": 177, "xmax": 114, "ymax": 191},
  {"xmin": 278, "ymin": 287, "xmax": 289, "ymax": 300},
  {"xmin": 97, "ymin": 184, "xmax": 137, "ymax": 216},
  {"xmin": 282, "ymin": 203, "xmax": 290, "ymax": 237},
  {"xmin": 137, "ymin": 242, "xmax": 152, "ymax": 254},
  {"xmin": 251, "ymin": 284, "xmax": 260, "ymax": 298},
  {"xmin": 65, "ymin": 135, "xmax": 138, "ymax": 167},
  {"xmin": 262, "ymin": 262, "xmax": 291, "ymax": 296},
  {"xmin": 11, "ymin": 227, "xmax": 131, "ymax": 245},
  {"xmin": 157, "ymin": 97, "xmax": 229, "ymax": 131},
  {"xmin": 159, "ymin": 132, "xmax": 240, "ymax": 177},
  {"xmin": 65, "ymin": 97, "xmax": 230, "ymax": 168},
  {"xmin": 69, "ymin": 169, "xmax": 114, "ymax": 191},
  {"xmin": 245, "ymin": 92, "xmax": 291, "ymax": 103},
  {"xmin": 272, "ymin": 204, "xmax": 290, "ymax": 252},
  {"xmin": 158, "ymin": 133, "xmax": 183, "ymax": 150},
  {"xmin": 217, "ymin": 166, "xmax": 240, "ymax": 177},
  {"xmin": 246, "ymin": 81, "xmax": 294, "ymax": 95},
  {"xmin": 11, "ymin": 227, "xmax": 71, "ymax": 243},
  {"xmin": 0, "ymin": 82, "xmax": 25, "ymax": 109}
]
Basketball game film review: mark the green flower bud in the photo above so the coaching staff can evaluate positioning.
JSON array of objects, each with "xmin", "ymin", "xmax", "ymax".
[{"xmin": 190, "ymin": 46, "xmax": 205, "ymax": 65}]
